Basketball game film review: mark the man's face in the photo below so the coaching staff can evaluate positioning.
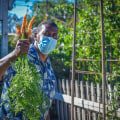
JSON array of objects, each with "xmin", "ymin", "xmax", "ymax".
[{"xmin": 37, "ymin": 24, "xmax": 58, "ymax": 42}]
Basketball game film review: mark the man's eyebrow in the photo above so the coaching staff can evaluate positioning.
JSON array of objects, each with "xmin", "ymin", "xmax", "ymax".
[{"xmin": 43, "ymin": 30, "xmax": 49, "ymax": 32}]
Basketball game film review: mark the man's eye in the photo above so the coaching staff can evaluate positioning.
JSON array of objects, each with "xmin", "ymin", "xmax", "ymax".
[
  {"xmin": 44, "ymin": 32, "xmax": 49, "ymax": 36},
  {"xmin": 53, "ymin": 34, "xmax": 57, "ymax": 39}
]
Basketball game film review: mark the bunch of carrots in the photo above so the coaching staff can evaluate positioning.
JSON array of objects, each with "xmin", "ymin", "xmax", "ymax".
[{"xmin": 15, "ymin": 12, "xmax": 36, "ymax": 38}]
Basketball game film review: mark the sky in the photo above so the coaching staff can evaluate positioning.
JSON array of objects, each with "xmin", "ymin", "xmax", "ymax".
[{"xmin": 9, "ymin": 0, "xmax": 37, "ymax": 18}]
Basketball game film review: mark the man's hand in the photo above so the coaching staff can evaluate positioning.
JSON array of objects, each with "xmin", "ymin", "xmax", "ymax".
[
  {"xmin": 14, "ymin": 39, "xmax": 30, "ymax": 57},
  {"xmin": 0, "ymin": 39, "xmax": 31, "ymax": 78}
]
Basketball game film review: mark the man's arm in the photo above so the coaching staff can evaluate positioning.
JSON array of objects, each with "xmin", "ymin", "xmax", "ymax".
[{"xmin": 0, "ymin": 39, "xmax": 30, "ymax": 79}]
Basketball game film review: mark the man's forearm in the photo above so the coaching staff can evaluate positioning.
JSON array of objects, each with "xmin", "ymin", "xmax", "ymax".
[
  {"xmin": 0, "ymin": 39, "xmax": 30, "ymax": 80},
  {"xmin": 0, "ymin": 50, "xmax": 18, "ymax": 79}
]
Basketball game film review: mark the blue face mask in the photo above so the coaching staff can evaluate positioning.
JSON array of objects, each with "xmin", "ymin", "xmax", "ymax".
[{"xmin": 38, "ymin": 36, "xmax": 57, "ymax": 54}]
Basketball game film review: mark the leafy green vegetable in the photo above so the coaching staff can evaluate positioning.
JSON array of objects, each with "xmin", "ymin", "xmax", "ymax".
[{"xmin": 8, "ymin": 55, "xmax": 49, "ymax": 120}]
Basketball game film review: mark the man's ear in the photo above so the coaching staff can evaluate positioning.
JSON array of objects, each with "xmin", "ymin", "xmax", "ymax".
[{"xmin": 36, "ymin": 35, "xmax": 40, "ymax": 42}]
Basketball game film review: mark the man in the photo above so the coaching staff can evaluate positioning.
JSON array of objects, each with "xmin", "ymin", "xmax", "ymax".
[{"xmin": 0, "ymin": 20, "xmax": 58, "ymax": 120}]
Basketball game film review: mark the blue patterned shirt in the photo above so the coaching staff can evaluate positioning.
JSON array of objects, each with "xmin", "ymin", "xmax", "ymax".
[{"xmin": 0, "ymin": 44, "xmax": 56, "ymax": 120}]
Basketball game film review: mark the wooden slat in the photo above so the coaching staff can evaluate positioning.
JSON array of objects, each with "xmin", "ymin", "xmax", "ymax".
[
  {"xmin": 97, "ymin": 83, "xmax": 101, "ymax": 103},
  {"xmin": 62, "ymin": 79, "xmax": 68, "ymax": 120},
  {"xmin": 56, "ymin": 79, "xmax": 60, "ymax": 120},
  {"xmin": 108, "ymin": 84, "xmax": 112, "ymax": 102},
  {"xmin": 53, "ymin": 80, "xmax": 120, "ymax": 119},
  {"xmin": 91, "ymin": 82, "xmax": 97, "ymax": 120},
  {"xmin": 76, "ymin": 58, "xmax": 120, "ymax": 62},
  {"xmin": 70, "ymin": 70, "xmax": 120, "ymax": 77},
  {"xmin": 54, "ymin": 92, "xmax": 120, "ymax": 117},
  {"xmin": 58, "ymin": 79, "xmax": 64, "ymax": 120},
  {"xmin": 86, "ymin": 81, "xmax": 91, "ymax": 120},
  {"xmin": 117, "ymin": 108, "xmax": 120, "ymax": 117},
  {"xmin": 86, "ymin": 81, "xmax": 90, "ymax": 100},
  {"xmin": 62, "ymin": 79, "xmax": 66, "ymax": 94},
  {"xmin": 97, "ymin": 83, "xmax": 101, "ymax": 119},
  {"xmin": 108, "ymin": 84, "xmax": 112, "ymax": 112},
  {"xmin": 56, "ymin": 100, "xmax": 60, "ymax": 120},
  {"xmin": 74, "ymin": 107, "xmax": 77, "ymax": 120},
  {"xmin": 107, "ymin": 84, "xmax": 117, "ymax": 119},
  {"xmin": 73, "ymin": 80, "xmax": 76, "ymax": 120},
  {"xmin": 80, "ymin": 81, "xmax": 86, "ymax": 120},
  {"xmin": 66, "ymin": 80, "xmax": 71, "ymax": 96},
  {"xmin": 66, "ymin": 80, "xmax": 71, "ymax": 120},
  {"xmin": 75, "ymin": 80, "xmax": 81, "ymax": 120},
  {"xmin": 114, "ymin": 86, "xmax": 120, "ymax": 108}
]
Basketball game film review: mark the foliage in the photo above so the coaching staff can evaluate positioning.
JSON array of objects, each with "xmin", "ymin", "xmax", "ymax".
[
  {"xmin": 6, "ymin": 0, "xmax": 120, "ymax": 118},
  {"xmin": 8, "ymin": 57, "xmax": 49, "ymax": 120},
  {"xmin": 18, "ymin": 0, "xmax": 120, "ymax": 83},
  {"xmin": 49, "ymin": 21, "xmax": 73, "ymax": 79},
  {"xmin": 7, "ymin": 13, "xmax": 49, "ymax": 119},
  {"xmin": 29, "ymin": 0, "xmax": 74, "ymax": 27},
  {"xmin": 8, "ymin": 35, "xmax": 16, "ymax": 53},
  {"xmin": 107, "ymin": 82, "xmax": 120, "ymax": 119}
]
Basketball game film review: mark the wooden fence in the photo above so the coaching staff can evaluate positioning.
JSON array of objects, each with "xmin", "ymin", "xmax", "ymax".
[{"xmin": 50, "ymin": 79, "xmax": 120, "ymax": 120}]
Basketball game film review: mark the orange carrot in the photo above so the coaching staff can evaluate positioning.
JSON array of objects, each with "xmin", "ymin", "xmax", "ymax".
[
  {"xmin": 27, "ymin": 29, "xmax": 31, "ymax": 38},
  {"xmin": 27, "ymin": 16, "xmax": 36, "ymax": 38},
  {"xmin": 15, "ymin": 23, "xmax": 22, "ymax": 37},
  {"xmin": 28, "ymin": 16, "xmax": 36, "ymax": 29},
  {"xmin": 25, "ymin": 20, "xmax": 27, "ymax": 29},
  {"xmin": 21, "ymin": 13, "xmax": 27, "ymax": 33}
]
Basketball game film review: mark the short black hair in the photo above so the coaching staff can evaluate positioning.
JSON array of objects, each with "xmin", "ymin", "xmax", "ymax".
[{"xmin": 37, "ymin": 20, "xmax": 58, "ymax": 33}]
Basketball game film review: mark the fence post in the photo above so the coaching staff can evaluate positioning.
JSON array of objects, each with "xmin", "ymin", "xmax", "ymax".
[
  {"xmin": 71, "ymin": 0, "xmax": 77, "ymax": 119},
  {"xmin": 100, "ymin": 0, "xmax": 106, "ymax": 119}
]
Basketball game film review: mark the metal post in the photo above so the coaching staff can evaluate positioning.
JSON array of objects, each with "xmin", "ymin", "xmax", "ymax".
[
  {"xmin": 71, "ymin": 0, "xmax": 77, "ymax": 120},
  {"xmin": 100, "ymin": 0, "xmax": 106, "ymax": 120},
  {"xmin": 1, "ymin": 0, "xmax": 8, "ymax": 57}
]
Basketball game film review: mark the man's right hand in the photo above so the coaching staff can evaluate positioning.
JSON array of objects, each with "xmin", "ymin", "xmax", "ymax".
[
  {"xmin": 14, "ymin": 39, "xmax": 30, "ymax": 57},
  {"xmin": 0, "ymin": 39, "xmax": 30, "ymax": 78}
]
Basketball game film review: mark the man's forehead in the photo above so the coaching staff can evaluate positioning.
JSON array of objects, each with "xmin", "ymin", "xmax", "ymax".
[
  {"xmin": 38, "ymin": 24, "xmax": 58, "ymax": 36},
  {"xmin": 42, "ymin": 24, "xmax": 58, "ymax": 31}
]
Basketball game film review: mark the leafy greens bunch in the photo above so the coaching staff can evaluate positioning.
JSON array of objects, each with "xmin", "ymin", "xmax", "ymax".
[{"xmin": 7, "ymin": 13, "xmax": 49, "ymax": 120}]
